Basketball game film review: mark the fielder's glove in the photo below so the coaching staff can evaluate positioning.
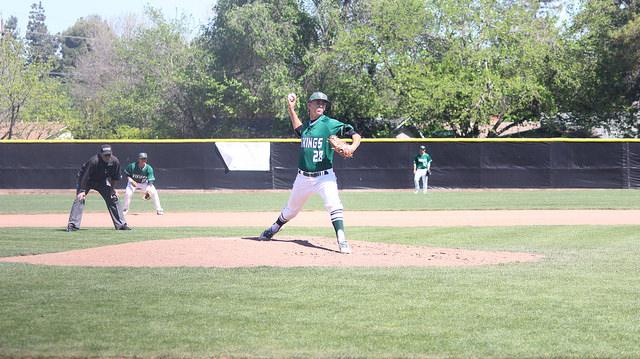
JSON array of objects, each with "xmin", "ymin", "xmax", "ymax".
[
  {"xmin": 328, "ymin": 135, "xmax": 354, "ymax": 158},
  {"xmin": 143, "ymin": 191, "xmax": 151, "ymax": 200}
]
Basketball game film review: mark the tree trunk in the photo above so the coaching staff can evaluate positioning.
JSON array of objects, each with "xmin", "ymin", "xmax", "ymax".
[{"xmin": 8, "ymin": 103, "xmax": 20, "ymax": 140}]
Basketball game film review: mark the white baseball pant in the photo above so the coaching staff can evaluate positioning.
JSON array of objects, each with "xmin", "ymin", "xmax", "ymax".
[
  {"xmin": 281, "ymin": 169, "xmax": 344, "ymax": 224},
  {"xmin": 414, "ymin": 169, "xmax": 429, "ymax": 192},
  {"xmin": 123, "ymin": 182, "xmax": 163, "ymax": 212}
]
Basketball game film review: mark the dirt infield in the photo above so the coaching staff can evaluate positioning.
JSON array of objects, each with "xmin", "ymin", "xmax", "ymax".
[
  {"xmin": 0, "ymin": 236, "xmax": 542, "ymax": 268},
  {"xmin": 2, "ymin": 209, "xmax": 640, "ymax": 228}
]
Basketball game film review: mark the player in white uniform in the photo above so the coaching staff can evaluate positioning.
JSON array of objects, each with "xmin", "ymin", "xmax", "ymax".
[
  {"xmin": 123, "ymin": 152, "xmax": 164, "ymax": 215},
  {"xmin": 258, "ymin": 92, "xmax": 361, "ymax": 253}
]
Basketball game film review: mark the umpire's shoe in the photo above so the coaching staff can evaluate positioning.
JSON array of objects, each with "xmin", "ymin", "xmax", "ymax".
[{"xmin": 258, "ymin": 227, "xmax": 277, "ymax": 241}]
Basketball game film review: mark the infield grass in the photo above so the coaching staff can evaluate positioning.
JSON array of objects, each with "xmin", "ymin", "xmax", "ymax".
[
  {"xmin": 3, "ymin": 189, "xmax": 640, "ymax": 213},
  {"xmin": 1, "ymin": 226, "xmax": 639, "ymax": 358}
]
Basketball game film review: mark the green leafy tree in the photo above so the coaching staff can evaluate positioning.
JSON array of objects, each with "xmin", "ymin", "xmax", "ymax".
[
  {"xmin": 555, "ymin": 0, "xmax": 640, "ymax": 136},
  {"xmin": 62, "ymin": 16, "xmax": 120, "ymax": 139},
  {"xmin": 105, "ymin": 9, "xmax": 210, "ymax": 138},
  {"xmin": 0, "ymin": 37, "xmax": 78, "ymax": 139},
  {"xmin": 0, "ymin": 38, "xmax": 31, "ymax": 139},
  {"xmin": 304, "ymin": 0, "xmax": 561, "ymax": 137},
  {"xmin": 59, "ymin": 16, "xmax": 111, "ymax": 71},
  {"xmin": 418, "ymin": 0, "xmax": 560, "ymax": 137},
  {"xmin": 171, "ymin": 46, "xmax": 255, "ymax": 137},
  {"xmin": 72, "ymin": 8, "xmax": 250, "ymax": 139},
  {"xmin": 25, "ymin": 1, "xmax": 56, "ymax": 64},
  {"xmin": 39, "ymin": 0, "xmax": 640, "ymax": 139},
  {"xmin": 300, "ymin": 1, "xmax": 398, "ymax": 136},
  {"xmin": 201, "ymin": 0, "xmax": 316, "ymax": 120}
]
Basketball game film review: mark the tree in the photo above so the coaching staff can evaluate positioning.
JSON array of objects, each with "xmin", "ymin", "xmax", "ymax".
[
  {"xmin": 60, "ymin": 16, "xmax": 111, "ymax": 71},
  {"xmin": 61, "ymin": 16, "xmax": 119, "ymax": 138},
  {"xmin": 419, "ymin": 0, "xmax": 560, "ymax": 137},
  {"xmin": 0, "ymin": 37, "xmax": 37, "ymax": 138},
  {"xmin": 103, "ymin": 9, "xmax": 208, "ymax": 138},
  {"xmin": 63, "ymin": 8, "xmax": 249, "ymax": 139},
  {"xmin": 25, "ymin": 1, "xmax": 56, "ymax": 64},
  {"xmin": 27, "ymin": 0, "xmax": 640, "ymax": 139},
  {"xmin": 556, "ymin": 0, "xmax": 640, "ymax": 136},
  {"xmin": 1, "ymin": 16, "xmax": 20, "ymax": 39},
  {"xmin": 302, "ymin": 0, "xmax": 562, "ymax": 137},
  {"xmin": 200, "ymin": 0, "xmax": 316, "ymax": 120},
  {"xmin": 0, "ymin": 37, "xmax": 77, "ymax": 139}
]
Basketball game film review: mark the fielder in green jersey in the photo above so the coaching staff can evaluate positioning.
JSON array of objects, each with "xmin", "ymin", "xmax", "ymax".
[
  {"xmin": 123, "ymin": 152, "xmax": 164, "ymax": 215},
  {"xmin": 259, "ymin": 91, "xmax": 362, "ymax": 253},
  {"xmin": 124, "ymin": 160, "xmax": 156, "ymax": 184},
  {"xmin": 413, "ymin": 145, "xmax": 432, "ymax": 193}
]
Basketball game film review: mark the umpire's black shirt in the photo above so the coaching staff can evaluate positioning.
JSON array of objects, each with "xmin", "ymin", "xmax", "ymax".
[{"xmin": 77, "ymin": 154, "xmax": 122, "ymax": 192}]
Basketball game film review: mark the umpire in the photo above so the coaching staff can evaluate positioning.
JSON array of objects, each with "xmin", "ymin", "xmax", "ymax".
[{"xmin": 66, "ymin": 144, "xmax": 131, "ymax": 231}]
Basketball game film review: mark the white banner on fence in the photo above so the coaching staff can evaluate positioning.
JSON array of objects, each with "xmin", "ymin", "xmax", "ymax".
[{"xmin": 215, "ymin": 142, "xmax": 271, "ymax": 171}]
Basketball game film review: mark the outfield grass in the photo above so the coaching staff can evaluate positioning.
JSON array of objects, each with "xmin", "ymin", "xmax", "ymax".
[
  {"xmin": 3, "ymin": 189, "xmax": 640, "ymax": 213},
  {"xmin": 1, "ymin": 226, "xmax": 639, "ymax": 357}
]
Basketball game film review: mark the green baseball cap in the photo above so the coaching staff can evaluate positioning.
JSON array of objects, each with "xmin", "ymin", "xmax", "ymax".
[{"xmin": 308, "ymin": 91, "xmax": 329, "ymax": 103}]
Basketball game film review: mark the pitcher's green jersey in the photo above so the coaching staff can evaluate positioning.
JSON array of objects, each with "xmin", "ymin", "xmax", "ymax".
[
  {"xmin": 124, "ymin": 162, "xmax": 156, "ymax": 184},
  {"xmin": 298, "ymin": 115, "xmax": 354, "ymax": 172},
  {"xmin": 414, "ymin": 153, "xmax": 432, "ymax": 169}
]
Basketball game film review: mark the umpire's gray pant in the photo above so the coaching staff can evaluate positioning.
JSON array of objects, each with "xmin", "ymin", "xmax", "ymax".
[{"xmin": 68, "ymin": 184, "xmax": 127, "ymax": 229}]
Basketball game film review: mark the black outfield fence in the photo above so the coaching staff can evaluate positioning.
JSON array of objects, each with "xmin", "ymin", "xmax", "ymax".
[{"xmin": 1, "ymin": 139, "xmax": 639, "ymax": 189}]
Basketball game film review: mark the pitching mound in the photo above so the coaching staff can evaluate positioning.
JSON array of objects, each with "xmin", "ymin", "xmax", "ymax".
[{"xmin": 0, "ymin": 236, "xmax": 542, "ymax": 268}]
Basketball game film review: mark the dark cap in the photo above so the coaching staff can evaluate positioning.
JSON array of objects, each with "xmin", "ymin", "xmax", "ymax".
[
  {"xmin": 419, "ymin": 145, "xmax": 426, "ymax": 150},
  {"xmin": 99, "ymin": 144, "xmax": 112, "ymax": 155},
  {"xmin": 138, "ymin": 152, "xmax": 148, "ymax": 159}
]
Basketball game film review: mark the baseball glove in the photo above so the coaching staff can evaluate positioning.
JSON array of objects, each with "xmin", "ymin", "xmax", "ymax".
[
  {"xmin": 143, "ymin": 191, "xmax": 151, "ymax": 200},
  {"xmin": 328, "ymin": 135, "xmax": 353, "ymax": 158}
]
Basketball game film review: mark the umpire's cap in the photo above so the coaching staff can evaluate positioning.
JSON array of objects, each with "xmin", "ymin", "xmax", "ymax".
[
  {"xmin": 138, "ymin": 152, "xmax": 148, "ymax": 159},
  {"xmin": 99, "ymin": 144, "xmax": 112, "ymax": 155},
  {"xmin": 308, "ymin": 92, "xmax": 329, "ymax": 103}
]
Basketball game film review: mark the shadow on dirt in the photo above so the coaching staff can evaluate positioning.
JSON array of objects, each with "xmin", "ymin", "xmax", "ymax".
[{"xmin": 241, "ymin": 236, "xmax": 338, "ymax": 253}]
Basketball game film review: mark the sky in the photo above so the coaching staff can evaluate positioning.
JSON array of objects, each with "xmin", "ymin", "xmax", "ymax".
[{"xmin": 0, "ymin": 0, "xmax": 215, "ymax": 36}]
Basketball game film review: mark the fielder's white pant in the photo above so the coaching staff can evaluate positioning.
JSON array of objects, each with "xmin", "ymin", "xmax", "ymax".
[
  {"xmin": 281, "ymin": 169, "xmax": 344, "ymax": 224},
  {"xmin": 123, "ymin": 182, "xmax": 163, "ymax": 212},
  {"xmin": 414, "ymin": 169, "xmax": 429, "ymax": 192}
]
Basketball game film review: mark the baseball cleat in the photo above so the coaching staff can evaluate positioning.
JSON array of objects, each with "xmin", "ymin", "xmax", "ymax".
[
  {"xmin": 119, "ymin": 225, "xmax": 132, "ymax": 230},
  {"xmin": 258, "ymin": 228, "xmax": 277, "ymax": 241},
  {"xmin": 157, "ymin": 209, "xmax": 164, "ymax": 215},
  {"xmin": 66, "ymin": 224, "xmax": 79, "ymax": 232},
  {"xmin": 337, "ymin": 239, "xmax": 352, "ymax": 254}
]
